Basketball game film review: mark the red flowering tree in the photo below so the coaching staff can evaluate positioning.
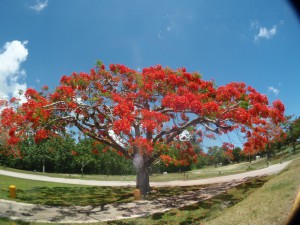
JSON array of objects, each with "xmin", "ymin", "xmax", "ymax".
[{"xmin": 0, "ymin": 62, "xmax": 285, "ymax": 195}]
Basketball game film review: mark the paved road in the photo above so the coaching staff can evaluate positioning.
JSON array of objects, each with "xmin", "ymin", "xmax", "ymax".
[
  {"xmin": 0, "ymin": 160, "xmax": 292, "ymax": 187},
  {"xmin": 0, "ymin": 161, "xmax": 292, "ymax": 223}
]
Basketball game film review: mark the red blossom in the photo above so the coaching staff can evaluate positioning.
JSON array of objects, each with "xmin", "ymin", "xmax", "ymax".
[
  {"xmin": 8, "ymin": 136, "xmax": 20, "ymax": 145},
  {"xmin": 92, "ymin": 149, "xmax": 99, "ymax": 155},
  {"xmin": 34, "ymin": 129, "xmax": 48, "ymax": 143},
  {"xmin": 71, "ymin": 150, "xmax": 77, "ymax": 156},
  {"xmin": 117, "ymin": 151, "xmax": 124, "ymax": 157}
]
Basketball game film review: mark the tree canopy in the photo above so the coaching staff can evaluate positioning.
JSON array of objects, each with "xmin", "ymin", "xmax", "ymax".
[{"xmin": 0, "ymin": 62, "xmax": 285, "ymax": 194}]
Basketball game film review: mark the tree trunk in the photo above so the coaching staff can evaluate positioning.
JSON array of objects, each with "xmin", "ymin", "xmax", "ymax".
[
  {"xmin": 81, "ymin": 162, "xmax": 84, "ymax": 177},
  {"xmin": 136, "ymin": 162, "xmax": 150, "ymax": 196},
  {"xmin": 266, "ymin": 147, "xmax": 270, "ymax": 161},
  {"xmin": 42, "ymin": 158, "xmax": 45, "ymax": 173},
  {"xmin": 292, "ymin": 141, "xmax": 296, "ymax": 154}
]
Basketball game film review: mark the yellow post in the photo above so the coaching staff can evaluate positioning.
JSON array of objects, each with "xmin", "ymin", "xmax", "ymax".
[
  {"xmin": 9, "ymin": 185, "xmax": 16, "ymax": 198},
  {"xmin": 134, "ymin": 189, "xmax": 141, "ymax": 200}
]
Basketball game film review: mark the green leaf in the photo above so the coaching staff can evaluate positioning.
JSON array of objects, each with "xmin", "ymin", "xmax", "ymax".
[
  {"xmin": 96, "ymin": 60, "xmax": 103, "ymax": 68},
  {"xmin": 240, "ymin": 100, "xmax": 249, "ymax": 109}
]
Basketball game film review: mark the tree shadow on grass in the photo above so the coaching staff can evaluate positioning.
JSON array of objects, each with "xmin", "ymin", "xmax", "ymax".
[
  {"xmin": 146, "ymin": 185, "xmax": 211, "ymax": 201},
  {"xmin": 147, "ymin": 177, "xmax": 270, "ymax": 224},
  {"xmin": 151, "ymin": 212, "xmax": 164, "ymax": 220},
  {"xmin": 0, "ymin": 217, "xmax": 30, "ymax": 225},
  {"xmin": 16, "ymin": 186, "xmax": 134, "ymax": 206},
  {"xmin": 235, "ymin": 176, "xmax": 269, "ymax": 194},
  {"xmin": 106, "ymin": 221, "xmax": 139, "ymax": 225}
]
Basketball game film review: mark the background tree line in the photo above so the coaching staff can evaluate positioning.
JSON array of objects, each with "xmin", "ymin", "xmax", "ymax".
[{"xmin": 0, "ymin": 116, "xmax": 299, "ymax": 175}]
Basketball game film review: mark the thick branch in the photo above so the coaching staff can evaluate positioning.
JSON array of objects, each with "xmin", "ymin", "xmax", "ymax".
[{"xmin": 74, "ymin": 120, "xmax": 130, "ymax": 158}]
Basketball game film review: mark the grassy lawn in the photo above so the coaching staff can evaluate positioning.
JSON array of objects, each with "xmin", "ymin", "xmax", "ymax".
[
  {"xmin": 0, "ymin": 173, "xmax": 216, "ymax": 206},
  {"xmin": 205, "ymin": 159, "xmax": 300, "ymax": 225},
  {"xmin": 95, "ymin": 158, "xmax": 300, "ymax": 225},
  {"xmin": 0, "ymin": 176, "xmax": 272, "ymax": 225},
  {"xmin": 0, "ymin": 146, "xmax": 299, "ymax": 225},
  {"xmin": 0, "ymin": 174, "xmax": 133, "ymax": 206},
  {"xmin": 0, "ymin": 158, "xmax": 299, "ymax": 225}
]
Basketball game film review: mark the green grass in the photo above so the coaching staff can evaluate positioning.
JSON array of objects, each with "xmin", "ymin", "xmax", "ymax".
[
  {"xmin": 0, "ymin": 173, "xmax": 216, "ymax": 206},
  {"xmin": 1, "ymin": 159, "xmax": 299, "ymax": 225},
  {"xmin": 0, "ymin": 175, "xmax": 131, "ymax": 206},
  {"xmin": 98, "ymin": 176, "xmax": 273, "ymax": 225},
  {"xmin": 0, "ymin": 146, "xmax": 299, "ymax": 225},
  {"xmin": 205, "ymin": 159, "xmax": 300, "ymax": 225},
  {"xmin": 80, "ymin": 158, "xmax": 300, "ymax": 225},
  {"xmin": 0, "ymin": 176, "xmax": 272, "ymax": 225}
]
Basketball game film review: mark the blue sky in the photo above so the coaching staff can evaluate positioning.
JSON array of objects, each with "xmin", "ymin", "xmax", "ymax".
[{"xmin": 0, "ymin": 0, "xmax": 299, "ymax": 120}]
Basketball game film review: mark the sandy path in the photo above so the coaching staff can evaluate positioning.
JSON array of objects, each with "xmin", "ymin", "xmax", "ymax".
[{"xmin": 0, "ymin": 160, "xmax": 291, "ymax": 187}]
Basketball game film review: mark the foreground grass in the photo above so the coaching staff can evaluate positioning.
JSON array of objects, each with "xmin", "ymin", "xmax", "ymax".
[
  {"xmin": 0, "ymin": 175, "xmax": 131, "ymax": 206},
  {"xmin": 88, "ymin": 158, "xmax": 300, "ymax": 225},
  {"xmin": 205, "ymin": 159, "xmax": 300, "ymax": 225},
  {"xmin": 2, "ymin": 159, "xmax": 299, "ymax": 225},
  {"xmin": 0, "ymin": 176, "xmax": 272, "ymax": 225},
  {"xmin": 0, "ymin": 174, "xmax": 220, "ymax": 206}
]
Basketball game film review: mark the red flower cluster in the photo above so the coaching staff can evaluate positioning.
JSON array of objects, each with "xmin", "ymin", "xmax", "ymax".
[
  {"xmin": 113, "ymin": 119, "xmax": 131, "ymax": 135},
  {"xmin": 141, "ymin": 109, "xmax": 169, "ymax": 133},
  {"xmin": 34, "ymin": 129, "xmax": 48, "ymax": 143},
  {"xmin": 109, "ymin": 64, "xmax": 135, "ymax": 74}
]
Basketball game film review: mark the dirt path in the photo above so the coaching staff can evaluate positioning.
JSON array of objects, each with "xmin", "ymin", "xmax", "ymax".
[
  {"xmin": 0, "ymin": 161, "xmax": 292, "ymax": 223},
  {"xmin": 0, "ymin": 160, "xmax": 291, "ymax": 187}
]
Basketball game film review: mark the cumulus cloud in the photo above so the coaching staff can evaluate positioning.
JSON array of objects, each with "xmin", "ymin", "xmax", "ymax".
[
  {"xmin": 251, "ymin": 20, "xmax": 281, "ymax": 42},
  {"xmin": 268, "ymin": 86, "xmax": 280, "ymax": 96},
  {"xmin": 0, "ymin": 40, "xmax": 28, "ymax": 101},
  {"xmin": 255, "ymin": 26, "xmax": 277, "ymax": 42},
  {"xmin": 250, "ymin": 20, "xmax": 260, "ymax": 30},
  {"xmin": 29, "ymin": 0, "xmax": 48, "ymax": 12}
]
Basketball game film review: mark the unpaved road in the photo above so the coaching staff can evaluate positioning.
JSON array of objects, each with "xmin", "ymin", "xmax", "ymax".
[{"xmin": 0, "ymin": 160, "xmax": 292, "ymax": 187}]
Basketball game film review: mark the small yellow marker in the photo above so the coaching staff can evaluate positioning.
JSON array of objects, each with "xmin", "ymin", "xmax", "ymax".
[
  {"xmin": 9, "ymin": 185, "xmax": 16, "ymax": 198},
  {"xmin": 134, "ymin": 189, "xmax": 141, "ymax": 200}
]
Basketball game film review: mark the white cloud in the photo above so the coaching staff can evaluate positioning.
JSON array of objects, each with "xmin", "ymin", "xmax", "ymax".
[
  {"xmin": 0, "ymin": 40, "xmax": 28, "ymax": 101},
  {"xmin": 251, "ymin": 20, "xmax": 283, "ymax": 42},
  {"xmin": 29, "ymin": 0, "xmax": 48, "ymax": 12},
  {"xmin": 255, "ymin": 26, "xmax": 277, "ymax": 42},
  {"xmin": 268, "ymin": 86, "xmax": 280, "ymax": 96}
]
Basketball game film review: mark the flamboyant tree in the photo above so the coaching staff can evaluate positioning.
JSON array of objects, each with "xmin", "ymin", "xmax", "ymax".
[
  {"xmin": 287, "ymin": 116, "xmax": 300, "ymax": 153},
  {"xmin": 0, "ymin": 62, "xmax": 285, "ymax": 195},
  {"xmin": 243, "ymin": 120, "xmax": 286, "ymax": 161}
]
